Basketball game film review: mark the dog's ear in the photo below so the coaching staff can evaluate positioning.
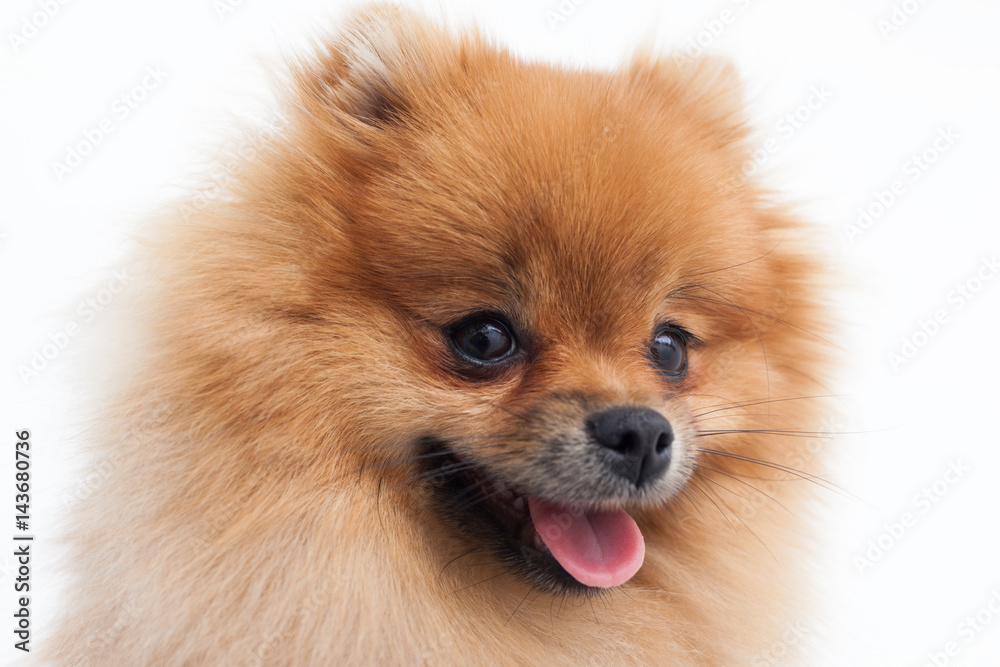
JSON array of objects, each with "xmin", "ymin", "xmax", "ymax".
[
  {"xmin": 628, "ymin": 54, "xmax": 750, "ymax": 155},
  {"xmin": 295, "ymin": 5, "xmax": 451, "ymax": 129}
]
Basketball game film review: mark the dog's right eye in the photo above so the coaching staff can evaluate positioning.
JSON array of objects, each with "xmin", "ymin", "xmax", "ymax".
[
  {"xmin": 451, "ymin": 316, "xmax": 515, "ymax": 363},
  {"xmin": 649, "ymin": 326, "xmax": 689, "ymax": 377}
]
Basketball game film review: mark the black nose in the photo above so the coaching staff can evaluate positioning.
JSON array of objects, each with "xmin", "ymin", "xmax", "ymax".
[{"xmin": 588, "ymin": 407, "xmax": 673, "ymax": 488}]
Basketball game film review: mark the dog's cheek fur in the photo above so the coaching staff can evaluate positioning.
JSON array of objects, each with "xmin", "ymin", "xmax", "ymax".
[{"xmin": 48, "ymin": 6, "xmax": 831, "ymax": 665}]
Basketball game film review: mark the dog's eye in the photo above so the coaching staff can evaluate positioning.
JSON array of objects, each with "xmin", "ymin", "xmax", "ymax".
[
  {"xmin": 650, "ymin": 327, "xmax": 688, "ymax": 376},
  {"xmin": 452, "ymin": 316, "xmax": 515, "ymax": 363}
]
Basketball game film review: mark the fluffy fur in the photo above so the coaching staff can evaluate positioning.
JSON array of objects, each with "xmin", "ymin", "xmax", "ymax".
[{"xmin": 50, "ymin": 6, "xmax": 832, "ymax": 665}]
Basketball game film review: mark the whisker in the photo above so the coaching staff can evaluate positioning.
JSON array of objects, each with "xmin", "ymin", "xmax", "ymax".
[
  {"xmin": 692, "ymin": 474, "xmax": 778, "ymax": 560},
  {"xmin": 377, "ymin": 451, "xmax": 516, "ymax": 494},
  {"xmin": 675, "ymin": 293, "xmax": 842, "ymax": 351},
  {"xmin": 343, "ymin": 438, "xmax": 511, "ymax": 479},
  {"xmin": 696, "ymin": 428, "xmax": 853, "ymax": 437},
  {"xmin": 440, "ymin": 546, "xmax": 481, "ymax": 575},
  {"xmin": 686, "ymin": 284, "xmax": 772, "ymax": 423},
  {"xmin": 504, "ymin": 586, "xmax": 535, "ymax": 627},
  {"xmin": 375, "ymin": 477, "xmax": 386, "ymax": 533},
  {"xmin": 450, "ymin": 481, "xmax": 511, "ymax": 515},
  {"xmin": 677, "ymin": 236, "xmax": 785, "ymax": 279},
  {"xmin": 698, "ymin": 447, "xmax": 860, "ymax": 502},
  {"xmin": 692, "ymin": 463, "xmax": 792, "ymax": 515},
  {"xmin": 692, "ymin": 412, "xmax": 774, "ymax": 422},
  {"xmin": 467, "ymin": 395, "xmax": 532, "ymax": 424},
  {"xmin": 676, "ymin": 486, "xmax": 707, "ymax": 521},
  {"xmin": 345, "ymin": 434, "xmax": 520, "ymax": 479},
  {"xmin": 449, "ymin": 571, "xmax": 506, "ymax": 595},
  {"xmin": 693, "ymin": 394, "xmax": 844, "ymax": 419},
  {"xmin": 693, "ymin": 466, "xmax": 753, "ymax": 501},
  {"xmin": 686, "ymin": 478, "xmax": 736, "ymax": 532}
]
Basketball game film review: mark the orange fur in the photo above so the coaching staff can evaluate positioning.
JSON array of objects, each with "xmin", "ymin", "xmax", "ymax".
[{"xmin": 50, "ymin": 6, "xmax": 832, "ymax": 665}]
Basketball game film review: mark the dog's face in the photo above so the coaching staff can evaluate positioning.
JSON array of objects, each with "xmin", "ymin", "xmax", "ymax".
[
  {"xmin": 223, "ymin": 9, "xmax": 822, "ymax": 597},
  {"xmin": 50, "ymin": 9, "xmax": 833, "ymax": 665}
]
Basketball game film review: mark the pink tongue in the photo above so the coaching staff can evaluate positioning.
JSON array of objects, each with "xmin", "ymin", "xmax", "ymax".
[{"xmin": 527, "ymin": 497, "xmax": 644, "ymax": 588}]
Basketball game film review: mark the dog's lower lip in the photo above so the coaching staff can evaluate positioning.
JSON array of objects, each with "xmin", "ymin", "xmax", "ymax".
[
  {"xmin": 424, "ymin": 440, "xmax": 614, "ymax": 591},
  {"xmin": 426, "ymin": 440, "xmax": 648, "ymax": 591},
  {"xmin": 444, "ymin": 449, "xmax": 536, "ymax": 533},
  {"xmin": 445, "ymin": 448, "xmax": 554, "ymax": 558}
]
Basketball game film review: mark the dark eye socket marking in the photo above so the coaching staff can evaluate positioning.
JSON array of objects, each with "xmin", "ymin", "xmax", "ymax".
[
  {"xmin": 649, "ymin": 325, "xmax": 691, "ymax": 377},
  {"xmin": 450, "ymin": 315, "xmax": 516, "ymax": 364}
]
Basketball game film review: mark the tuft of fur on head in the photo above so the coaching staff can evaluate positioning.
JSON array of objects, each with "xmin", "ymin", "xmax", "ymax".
[{"xmin": 49, "ymin": 5, "xmax": 834, "ymax": 665}]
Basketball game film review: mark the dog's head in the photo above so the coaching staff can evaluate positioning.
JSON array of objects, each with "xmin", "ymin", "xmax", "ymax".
[{"xmin": 179, "ymin": 7, "xmax": 828, "ymax": 595}]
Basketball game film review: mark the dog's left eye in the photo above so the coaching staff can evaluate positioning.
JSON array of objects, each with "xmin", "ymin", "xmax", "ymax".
[
  {"xmin": 650, "ymin": 327, "xmax": 688, "ymax": 376},
  {"xmin": 451, "ymin": 316, "xmax": 515, "ymax": 363}
]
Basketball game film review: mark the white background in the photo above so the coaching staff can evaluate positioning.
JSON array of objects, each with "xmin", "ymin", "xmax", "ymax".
[{"xmin": 2, "ymin": 0, "xmax": 999, "ymax": 664}]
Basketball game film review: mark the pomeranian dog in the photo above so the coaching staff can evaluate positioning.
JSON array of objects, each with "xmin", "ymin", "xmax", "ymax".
[{"xmin": 50, "ymin": 5, "xmax": 832, "ymax": 665}]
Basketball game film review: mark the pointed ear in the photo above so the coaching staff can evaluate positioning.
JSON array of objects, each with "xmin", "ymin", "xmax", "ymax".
[
  {"xmin": 294, "ymin": 5, "xmax": 451, "ymax": 129},
  {"xmin": 628, "ymin": 54, "xmax": 751, "ymax": 155}
]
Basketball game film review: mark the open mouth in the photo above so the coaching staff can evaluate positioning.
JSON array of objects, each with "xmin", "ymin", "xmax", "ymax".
[{"xmin": 422, "ymin": 439, "xmax": 645, "ymax": 593}]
